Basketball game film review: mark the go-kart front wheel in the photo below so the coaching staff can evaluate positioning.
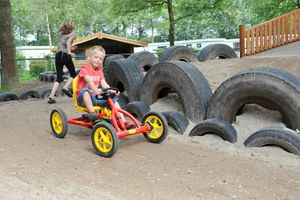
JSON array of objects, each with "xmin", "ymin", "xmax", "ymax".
[
  {"xmin": 91, "ymin": 122, "xmax": 119, "ymax": 158},
  {"xmin": 142, "ymin": 112, "xmax": 168, "ymax": 143},
  {"xmin": 50, "ymin": 108, "xmax": 68, "ymax": 138}
]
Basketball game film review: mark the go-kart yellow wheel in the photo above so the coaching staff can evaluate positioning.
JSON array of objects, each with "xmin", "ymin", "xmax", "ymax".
[
  {"xmin": 50, "ymin": 108, "xmax": 68, "ymax": 138},
  {"xmin": 142, "ymin": 112, "xmax": 168, "ymax": 143},
  {"xmin": 91, "ymin": 122, "xmax": 119, "ymax": 157}
]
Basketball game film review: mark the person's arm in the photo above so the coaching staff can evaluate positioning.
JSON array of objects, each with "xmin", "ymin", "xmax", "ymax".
[
  {"xmin": 100, "ymin": 79, "xmax": 119, "ymax": 95},
  {"xmin": 67, "ymin": 33, "xmax": 76, "ymax": 56},
  {"xmin": 83, "ymin": 75, "xmax": 102, "ymax": 95}
]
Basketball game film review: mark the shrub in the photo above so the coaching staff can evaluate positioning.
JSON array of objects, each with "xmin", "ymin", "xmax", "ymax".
[{"xmin": 29, "ymin": 60, "xmax": 48, "ymax": 77}]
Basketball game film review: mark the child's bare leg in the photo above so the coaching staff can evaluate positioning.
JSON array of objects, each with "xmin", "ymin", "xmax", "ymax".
[
  {"xmin": 83, "ymin": 91, "xmax": 95, "ymax": 113},
  {"xmin": 63, "ymin": 77, "xmax": 73, "ymax": 90},
  {"xmin": 114, "ymin": 101, "xmax": 126, "ymax": 121}
]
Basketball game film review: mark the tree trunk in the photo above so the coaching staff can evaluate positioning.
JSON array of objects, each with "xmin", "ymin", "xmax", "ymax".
[
  {"xmin": 0, "ymin": 0, "xmax": 19, "ymax": 88},
  {"xmin": 167, "ymin": 0, "xmax": 175, "ymax": 46}
]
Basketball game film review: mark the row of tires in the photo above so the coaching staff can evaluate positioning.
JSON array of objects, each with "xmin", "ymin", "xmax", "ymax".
[
  {"xmin": 102, "ymin": 49, "xmax": 300, "ymax": 156},
  {"xmin": 39, "ymin": 70, "xmax": 77, "ymax": 82},
  {"xmin": 126, "ymin": 101, "xmax": 300, "ymax": 156},
  {"xmin": 0, "ymin": 88, "xmax": 66, "ymax": 101}
]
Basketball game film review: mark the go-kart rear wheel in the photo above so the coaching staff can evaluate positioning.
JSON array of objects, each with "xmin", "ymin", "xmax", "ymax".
[
  {"xmin": 91, "ymin": 122, "xmax": 119, "ymax": 157},
  {"xmin": 142, "ymin": 112, "xmax": 168, "ymax": 143},
  {"xmin": 50, "ymin": 108, "xmax": 68, "ymax": 138}
]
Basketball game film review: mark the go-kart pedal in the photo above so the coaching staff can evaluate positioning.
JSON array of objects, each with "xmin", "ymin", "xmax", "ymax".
[
  {"xmin": 82, "ymin": 113, "xmax": 100, "ymax": 124},
  {"xmin": 125, "ymin": 121, "xmax": 135, "ymax": 130}
]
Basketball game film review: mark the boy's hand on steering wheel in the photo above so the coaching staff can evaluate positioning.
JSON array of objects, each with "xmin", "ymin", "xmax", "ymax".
[{"xmin": 95, "ymin": 88, "xmax": 102, "ymax": 95}]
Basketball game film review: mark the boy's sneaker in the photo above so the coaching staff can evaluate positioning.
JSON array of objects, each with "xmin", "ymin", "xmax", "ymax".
[
  {"xmin": 89, "ymin": 112, "xmax": 100, "ymax": 124},
  {"xmin": 124, "ymin": 121, "xmax": 135, "ymax": 130}
]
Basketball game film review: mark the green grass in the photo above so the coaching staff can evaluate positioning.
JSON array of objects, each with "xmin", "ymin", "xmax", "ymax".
[{"xmin": 19, "ymin": 70, "xmax": 36, "ymax": 83}]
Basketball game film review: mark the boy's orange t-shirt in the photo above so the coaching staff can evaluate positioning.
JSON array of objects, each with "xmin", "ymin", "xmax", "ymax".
[{"xmin": 76, "ymin": 65, "xmax": 105, "ymax": 96}]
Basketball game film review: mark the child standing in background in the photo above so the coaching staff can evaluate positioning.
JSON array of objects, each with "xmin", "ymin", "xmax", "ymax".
[{"xmin": 48, "ymin": 19, "xmax": 76, "ymax": 104}]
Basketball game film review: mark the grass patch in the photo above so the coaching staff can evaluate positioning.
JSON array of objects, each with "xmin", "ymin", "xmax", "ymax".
[{"xmin": 19, "ymin": 70, "xmax": 36, "ymax": 83}]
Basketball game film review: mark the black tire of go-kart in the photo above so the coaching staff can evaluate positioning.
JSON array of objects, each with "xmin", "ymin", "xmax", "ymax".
[
  {"xmin": 19, "ymin": 90, "xmax": 41, "ymax": 100},
  {"xmin": 159, "ymin": 46, "xmax": 198, "ymax": 62},
  {"xmin": 0, "ymin": 92, "xmax": 19, "ymax": 102},
  {"xmin": 91, "ymin": 122, "xmax": 119, "ymax": 158},
  {"xmin": 103, "ymin": 54, "xmax": 124, "ymax": 82},
  {"xmin": 125, "ymin": 101, "xmax": 150, "ymax": 121},
  {"xmin": 50, "ymin": 108, "xmax": 68, "ymax": 138},
  {"xmin": 142, "ymin": 111, "xmax": 168, "ymax": 143},
  {"xmin": 198, "ymin": 43, "xmax": 237, "ymax": 62},
  {"xmin": 206, "ymin": 67, "xmax": 300, "ymax": 130},
  {"xmin": 162, "ymin": 111, "xmax": 189, "ymax": 135},
  {"xmin": 107, "ymin": 58, "xmax": 143, "ymax": 102},
  {"xmin": 189, "ymin": 118, "xmax": 237, "ymax": 143},
  {"xmin": 139, "ymin": 61, "xmax": 212, "ymax": 123},
  {"xmin": 244, "ymin": 126, "xmax": 300, "ymax": 155},
  {"xmin": 128, "ymin": 51, "xmax": 158, "ymax": 73}
]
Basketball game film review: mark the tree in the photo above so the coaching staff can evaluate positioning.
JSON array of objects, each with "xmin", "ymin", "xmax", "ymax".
[{"xmin": 0, "ymin": 0, "xmax": 19, "ymax": 88}]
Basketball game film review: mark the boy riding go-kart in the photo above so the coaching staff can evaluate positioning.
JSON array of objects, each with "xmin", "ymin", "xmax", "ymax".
[{"xmin": 50, "ymin": 45, "xmax": 168, "ymax": 157}]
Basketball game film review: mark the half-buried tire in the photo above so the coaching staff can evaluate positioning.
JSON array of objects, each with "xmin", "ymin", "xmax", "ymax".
[
  {"xmin": 162, "ymin": 111, "xmax": 189, "ymax": 135},
  {"xmin": 198, "ymin": 43, "xmax": 237, "ymax": 62},
  {"xmin": 189, "ymin": 118, "xmax": 237, "ymax": 143},
  {"xmin": 126, "ymin": 101, "xmax": 150, "ymax": 121},
  {"xmin": 19, "ymin": 90, "xmax": 41, "ymax": 100},
  {"xmin": 107, "ymin": 58, "xmax": 143, "ymax": 102},
  {"xmin": 140, "ymin": 61, "xmax": 212, "ymax": 123},
  {"xmin": 128, "ymin": 51, "xmax": 158, "ymax": 73},
  {"xmin": 206, "ymin": 67, "xmax": 300, "ymax": 130},
  {"xmin": 160, "ymin": 46, "xmax": 198, "ymax": 62},
  {"xmin": 103, "ymin": 54, "xmax": 124, "ymax": 82},
  {"xmin": 244, "ymin": 126, "xmax": 300, "ymax": 156},
  {"xmin": 0, "ymin": 93, "xmax": 19, "ymax": 102}
]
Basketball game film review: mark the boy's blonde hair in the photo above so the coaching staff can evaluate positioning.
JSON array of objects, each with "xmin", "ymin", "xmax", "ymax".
[{"xmin": 89, "ymin": 45, "xmax": 106, "ymax": 56}]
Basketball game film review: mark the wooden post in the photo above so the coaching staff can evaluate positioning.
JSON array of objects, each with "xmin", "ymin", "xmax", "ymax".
[{"xmin": 239, "ymin": 25, "xmax": 245, "ymax": 58}]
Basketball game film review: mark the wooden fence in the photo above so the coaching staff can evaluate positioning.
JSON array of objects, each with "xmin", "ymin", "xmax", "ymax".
[{"xmin": 240, "ymin": 9, "xmax": 300, "ymax": 57}]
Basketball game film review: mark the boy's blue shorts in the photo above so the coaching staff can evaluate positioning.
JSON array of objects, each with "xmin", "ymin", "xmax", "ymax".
[{"xmin": 77, "ymin": 88, "xmax": 118, "ymax": 107}]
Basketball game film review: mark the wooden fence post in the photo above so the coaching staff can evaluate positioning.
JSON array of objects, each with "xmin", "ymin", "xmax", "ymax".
[{"xmin": 239, "ymin": 25, "xmax": 245, "ymax": 58}]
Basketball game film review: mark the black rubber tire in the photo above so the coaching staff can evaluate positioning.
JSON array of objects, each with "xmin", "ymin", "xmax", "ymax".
[
  {"xmin": 139, "ymin": 61, "xmax": 212, "ymax": 123},
  {"xmin": 19, "ymin": 90, "xmax": 41, "ymax": 100},
  {"xmin": 125, "ymin": 101, "xmax": 150, "ymax": 121},
  {"xmin": 107, "ymin": 58, "xmax": 143, "ymax": 102},
  {"xmin": 142, "ymin": 111, "xmax": 168, "ymax": 143},
  {"xmin": 128, "ymin": 51, "xmax": 158, "ymax": 73},
  {"xmin": 160, "ymin": 46, "xmax": 198, "ymax": 62},
  {"xmin": 162, "ymin": 111, "xmax": 189, "ymax": 135},
  {"xmin": 103, "ymin": 54, "xmax": 124, "ymax": 81},
  {"xmin": 50, "ymin": 108, "xmax": 68, "ymax": 138},
  {"xmin": 118, "ymin": 93, "xmax": 129, "ymax": 109},
  {"xmin": 206, "ymin": 67, "xmax": 300, "ymax": 130},
  {"xmin": 244, "ymin": 126, "xmax": 300, "ymax": 155},
  {"xmin": 0, "ymin": 93, "xmax": 19, "ymax": 102},
  {"xmin": 91, "ymin": 122, "xmax": 119, "ymax": 158},
  {"xmin": 198, "ymin": 43, "xmax": 237, "ymax": 62},
  {"xmin": 189, "ymin": 118, "xmax": 237, "ymax": 143}
]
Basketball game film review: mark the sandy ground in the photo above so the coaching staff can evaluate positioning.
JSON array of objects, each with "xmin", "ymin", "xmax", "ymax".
[{"xmin": 1, "ymin": 42, "xmax": 300, "ymax": 199}]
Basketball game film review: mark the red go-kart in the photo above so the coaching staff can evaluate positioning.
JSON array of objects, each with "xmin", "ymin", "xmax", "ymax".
[{"xmin": 50, "ymin": 76, "xmax": 168, "ymax": 157}]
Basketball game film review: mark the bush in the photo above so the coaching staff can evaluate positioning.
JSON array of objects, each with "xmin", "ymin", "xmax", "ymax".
[{"xmin": 29, "ymin": 60, "xmax": 48, "ymax": 77}]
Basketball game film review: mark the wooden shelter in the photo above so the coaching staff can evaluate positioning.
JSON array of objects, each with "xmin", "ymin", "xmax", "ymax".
[{"xmin": 73, "ymin": 32, "xmax": 147, "ymax": 59}]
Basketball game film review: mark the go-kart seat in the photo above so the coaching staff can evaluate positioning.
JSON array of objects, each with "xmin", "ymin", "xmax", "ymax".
[{"xmin": 72, "ymin": 76, "xmax": 103, "ymax": 112}]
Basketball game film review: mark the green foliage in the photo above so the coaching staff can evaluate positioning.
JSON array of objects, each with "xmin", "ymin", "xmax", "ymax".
[
  {"xmin": 19, "ymin": 70, "xmax": 35, "ymax": 83},
  {"xmin": 11, "ymin": 0, "xmax": 300, "ymax": 45},
  {"xmin": 29, "ymin": 60, "xmax": 48, "ymax": 77},
  {"xmin": 16, "ymin": 52, "xmax": 26, "ymax": 74}
]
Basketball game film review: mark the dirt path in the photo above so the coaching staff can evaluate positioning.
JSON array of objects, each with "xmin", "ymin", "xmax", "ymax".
[{"xmin": 1, "ymin": 44, "xmax": 300, "ymax": 199}]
